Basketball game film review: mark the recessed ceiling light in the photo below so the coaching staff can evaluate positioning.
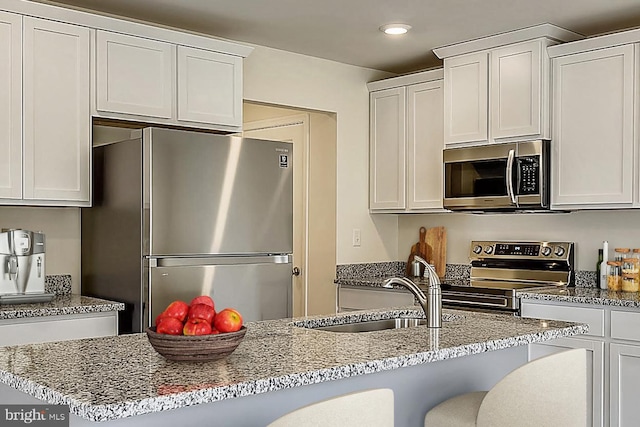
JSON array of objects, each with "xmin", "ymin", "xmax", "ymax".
[{"xmin": 379, "ymin": 23, "xmax": 412, "ymax": 35}]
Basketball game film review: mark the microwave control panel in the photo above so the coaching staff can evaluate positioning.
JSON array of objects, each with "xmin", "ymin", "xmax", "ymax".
[{"xmin": 517, "ymin": 156, "xmax": 539, "ymax": 194}]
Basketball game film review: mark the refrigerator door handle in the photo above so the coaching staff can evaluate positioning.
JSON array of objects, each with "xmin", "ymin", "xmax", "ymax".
[{"xmin": 149, "ymin": 255, "xmax": 292, "ymax": 268}]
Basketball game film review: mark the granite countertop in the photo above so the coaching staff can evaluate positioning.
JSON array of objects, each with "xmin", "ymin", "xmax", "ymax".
[
  {"xmin": 338, "ymin": 275, "xmax": 640, "ymax": 309},
  {"xmin": 0, "ymin": 307, "xmax": 586, "ymax": 422},
  {"xmin": 0, "ymin": 295, "xmax": 125, "ymax": 320},
  {"xmin": 518, "ymin": 287, "xmax": 640, "ymax": 308}
]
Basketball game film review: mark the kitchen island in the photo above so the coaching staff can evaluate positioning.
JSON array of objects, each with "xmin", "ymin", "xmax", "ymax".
[{"xmin": 0, "ymin": 307, "xmax": 587, "ymax": 427}]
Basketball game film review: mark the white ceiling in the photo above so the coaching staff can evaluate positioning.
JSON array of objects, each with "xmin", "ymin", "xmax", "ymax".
[{"xmin": 44, "ymin": 0, "xmax": 640, "ymax": 73}]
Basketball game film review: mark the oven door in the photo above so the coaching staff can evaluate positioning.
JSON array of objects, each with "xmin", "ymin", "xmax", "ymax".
[{"xmin": 443, "ymin": 143, "xmax": 517, "ymax": 210}]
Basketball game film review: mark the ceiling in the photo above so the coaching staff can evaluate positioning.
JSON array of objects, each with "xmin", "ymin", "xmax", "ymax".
[{"xmin": 43, "ymin": 0, "xmax": 640, "ymax": 74}]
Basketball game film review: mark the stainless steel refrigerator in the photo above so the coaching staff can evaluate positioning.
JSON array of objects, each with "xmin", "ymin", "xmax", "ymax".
[{"xmin": 82, "ymin": 127, "xmax": 293, "ymax": 334}]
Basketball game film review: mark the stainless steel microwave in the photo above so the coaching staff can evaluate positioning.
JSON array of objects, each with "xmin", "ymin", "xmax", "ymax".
[{"xmin": 443, "ymin": 140, "xmax": 550, "ymax": 211}]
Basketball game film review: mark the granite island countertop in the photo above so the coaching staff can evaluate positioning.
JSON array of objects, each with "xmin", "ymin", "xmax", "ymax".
[
  {"xmin": 0, "ymin": 307, "xmax": 587, "ymax": 422},
  {"xmin": 0, "ymin": 295, "xmax": 125, "ymax": 320}
]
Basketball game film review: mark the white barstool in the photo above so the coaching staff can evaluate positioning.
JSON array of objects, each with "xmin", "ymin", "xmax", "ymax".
[
  {"xmin": 424, "ymin": 348, "xmax": 588, "ymax": 427},
  {"xmin": 267, "ymin": 388, "xmax": 394, "ymax": 427}
]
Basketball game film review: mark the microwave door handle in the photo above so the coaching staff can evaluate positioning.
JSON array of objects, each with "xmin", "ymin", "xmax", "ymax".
[{"xmin": 506, "ymin": 149, "xmax": 517, "ymax": 205}]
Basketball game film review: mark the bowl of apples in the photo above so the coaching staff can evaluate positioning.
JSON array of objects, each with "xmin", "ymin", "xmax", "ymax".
[{"xmin": 146, "ymin": 295, "xmax": 246, "ymax": 361}]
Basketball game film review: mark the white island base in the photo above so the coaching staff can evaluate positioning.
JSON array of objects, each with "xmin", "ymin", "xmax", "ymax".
[{"xmin": 1, "ymin": 345, "xmax": 527, "ymax": 427}]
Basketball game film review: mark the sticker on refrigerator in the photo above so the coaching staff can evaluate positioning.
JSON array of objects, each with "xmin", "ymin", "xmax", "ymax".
[{"xmin": 279, "ymin": 154, "xmax": 289, "ymax": 168}]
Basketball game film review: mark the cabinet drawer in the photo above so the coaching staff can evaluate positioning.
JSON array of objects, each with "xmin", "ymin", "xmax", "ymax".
[
  {"xmin": 611, "ymin": 310, "xmax": 640, "ymax": 342},
  {"xmin": 521, "ymin": 302, "xmax": 604, "ymax": 337},
  {"xmin": 0, "ymin": 312, "xmax": 118, "ymax": 346},
  {"xmin": 339, "ymin": 286, "xmax": 414, "ymax": 311}
]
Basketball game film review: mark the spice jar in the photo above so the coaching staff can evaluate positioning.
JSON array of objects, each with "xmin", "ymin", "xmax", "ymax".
[
  {"xmin": 607, "ymin": 261, "xmax": 622, "ymax": 291},
  {"xmin": 621, "ymin": 258, "xmax": 640, "ymax": 292},
  {"xmin": 615, "ymin": 248, "xmax": 631, "ymax": 262}
]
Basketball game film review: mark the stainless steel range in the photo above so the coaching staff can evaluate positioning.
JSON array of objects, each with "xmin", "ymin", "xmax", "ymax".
[{"xmin": 441, "ymin": 240, "xmax": 575, "ymax": 313}]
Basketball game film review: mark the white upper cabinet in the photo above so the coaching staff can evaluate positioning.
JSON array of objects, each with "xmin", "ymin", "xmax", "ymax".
[
  {"xmin": 0, "ymin": 12, "xmax": 90, "ymax": 206},
  {"xmin": 368, "ymin": 70, "xmax": 445, "ymax": 212},
  {"xmin": 369, "ymin": 86, "xmax": 406, "ymax": 210},
  {"xmin": 96, "ymin": 31, "xmax": 174, "ymax": 119},
  {"xmin": 444, "ymin": 52, "xmax": 488, "ymax": 144},
  {"xmin": 435, "ymin": 24, "xmax": 582, "ymax": 147},
  {"xmin": 550, "ymin": 44, "xmax": 634, "ymax": 208},
  {"xmin": 23, "ymin": 17, "xmax": 91, "ymax": 203},
  {"xmin": 0, "ymin": 11, "xmax": 22, "ymax": 200},
  {"xmin": 490, "ymin": 40, "xmax": 544, "ymax": 139},
  {"xmin": 177, "ymin": 46, "xmax": 242, "ymax": 127},
  {"xmin": 407, "ymin": 80, "xmax": 444, "ymax": 210},
  {"xmin": 95, "ymin": 30, "xmax": 244, "ymax": 130}
]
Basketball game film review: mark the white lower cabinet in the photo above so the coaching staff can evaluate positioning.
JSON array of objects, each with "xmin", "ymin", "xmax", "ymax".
[
  {"xmin": 610, "ymin": 343, "xmax": 640, "ymax": 426},
  {"xmin": 522, "ymin": 300, "xmax": 640, "ymax": 427},
  {"xmin": 337, "ymin": 286, "xmax": 414, "ymax": 312},
  {"xmin": 0, "ymin": 311, "xmax": 118, "ymax": 347}
]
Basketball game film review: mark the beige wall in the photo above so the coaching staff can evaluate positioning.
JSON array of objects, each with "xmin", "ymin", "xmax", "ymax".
[
  {"xmin": 0, "ymin": 207, "xmax": 81, "ymax": 292},
  {"xmin": 242, "ymin": 44, "xmax": 398, "ymax": 264},
  {"xmin": 398, "ymin": 210, "xmax": 640, "ymax": 271}
]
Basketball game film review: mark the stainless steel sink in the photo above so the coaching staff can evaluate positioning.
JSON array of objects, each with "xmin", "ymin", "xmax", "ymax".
[{"xmin": 309, "ymin": 317, "xmax": 428, "ymax": 333}]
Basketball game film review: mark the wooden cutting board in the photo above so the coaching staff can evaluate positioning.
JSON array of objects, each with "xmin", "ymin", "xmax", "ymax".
[
  {"xmin": 405, "ymin": 227, "xmax": 428, "ymax": 276},
  {"xmin": 406, "ymin": 226, "xmax": 447, "ymax": 279},
  {"xmin": 425, "ymin": 226, "xmax": 446, "ymax": 279}
]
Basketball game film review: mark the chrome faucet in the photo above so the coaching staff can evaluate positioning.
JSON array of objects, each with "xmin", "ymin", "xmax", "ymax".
[{"xmin": 383, "ymin": 256, "xmax": 442, "ymax": 328}]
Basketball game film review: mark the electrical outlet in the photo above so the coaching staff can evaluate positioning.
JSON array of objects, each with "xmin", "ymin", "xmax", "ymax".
[{"xmin": 352, "ymin": 229, "xmax": 361, "ymax": 247}]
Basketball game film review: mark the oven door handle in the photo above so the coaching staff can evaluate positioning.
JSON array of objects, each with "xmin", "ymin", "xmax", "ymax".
[
  {"xmin": 506, "ymin": 149, "xmax": 517, "ymax": 205},
  {"xmin": 442, "ymin": 296, "xmax": 509, "ymax": 308}
]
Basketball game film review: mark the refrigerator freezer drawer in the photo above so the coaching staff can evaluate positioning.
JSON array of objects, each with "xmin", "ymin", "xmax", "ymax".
[{"xmin": 146, "ymin": 259, "xmax": 292, "ymax": 329}]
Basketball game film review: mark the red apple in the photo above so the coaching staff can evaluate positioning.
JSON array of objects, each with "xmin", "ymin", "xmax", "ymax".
[
  {"xmin": 190, "ymin": 295, "xmax": 215, "ymax": 310},
  {"xmin": 210, "ymin": 328, "xmax": 220, "ymax": 335},
  {"xmin": 188, "ymin": 303, "xmax": 216, "ymax": 324},
  {"xmin": 213, "ymin": 308, "xmax": 243, "ymax": 333},
  {"xmin": 183, "ymin": 319, "xmax": 212, "ymax": 336},
  {"xmin": 156, "ymin": 317, "xmax": 183, "ymax": 335},
  {"xmin": 162, "ymin": 300, "xmax": 189, "ymax": 322}
]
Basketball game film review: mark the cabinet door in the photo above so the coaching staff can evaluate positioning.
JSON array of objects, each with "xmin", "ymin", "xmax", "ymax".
[
  {"xmin": 407, "ymin": 80, "xmax": 444, "ymax": 210},
  {"xmin": 491, "ymin": 40, "xmax": 542, "ymax": 140},
  {"xmin": 444, "ymin": 52, "xmax": 488, "ymax": 145},
  {"xmin": 370, "ymin": 87, "xmax": 406, "ymax": 210},
  {"xmin": 529, "ymin": 337, "xmax": 605, "ymax": 427},
  {"xmin": 552, "ymin": 45, "xmax": 634, "ymax": 207},
  {"xmin": 0, "ymin": 11, "xmax": 22, "ymax": 199},
  {"xmin": 610, "ymin": 343, "xmax": 640, "ymax": 426},
  {"xmin": 23, "ymin": 18, "xmax": 91, "ymax": 203},
  {"xmin": 177, "ymin": 46, "xmax": 242, "ymax": 127},
  {"xmin": 96, "ymin": 31, "xmax": 174, "ymax": 119}
]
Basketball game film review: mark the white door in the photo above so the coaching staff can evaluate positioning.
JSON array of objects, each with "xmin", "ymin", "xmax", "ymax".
[
  {"xmin": 610, "ymin": 343, "xmax": 640, "ymax": 426},
  {"xmin": 490, "ymin": 40, "xmax": 543, "ymax": 140},
  {"xmin": 177, "ymin": 46, "xmax": 242, "ymax": 127},
  {"xmin": 407, "ymin": 80, "xmax": 444, "ymax": 211},
  {"xmin": 23, "ymin": 17, "xmax": 91, "ymax": 203},
  {"xmin": 444, "ymin": 52, "xmax": 488, "ymax": 145},
  {"xmin": 0, "ymin": 11, "xmax": 22, "ymax": 200},
  {"xmin": 243, "ymin": 115, "xmax": 309, "ymax": 317},
  {"xmin": 551, "ymin": 44, "xmax": 634, "ymax": 208},
  {"xmin": 369, "ymin": 87, "xmax": 406, "ymax": 210},
  {"xmin": 96, "ymin": 30, "xmax": 174, "ymax": 119}
]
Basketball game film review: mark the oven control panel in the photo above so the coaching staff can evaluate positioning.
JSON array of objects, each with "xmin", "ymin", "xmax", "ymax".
[{"xmin": 470, "ymin": 241, "xmax": 573, "ymax": 261}]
